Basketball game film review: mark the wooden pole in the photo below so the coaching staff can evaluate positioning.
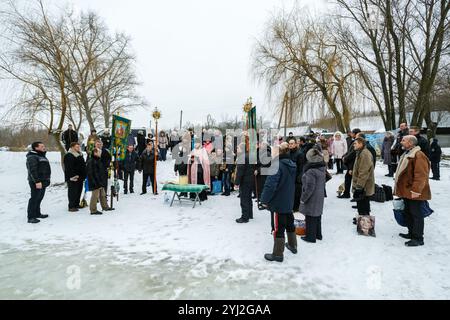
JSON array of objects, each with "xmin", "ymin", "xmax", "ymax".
[{"xmin": 154, "ymin": 120, "xmax": 158, "ymax": 194}]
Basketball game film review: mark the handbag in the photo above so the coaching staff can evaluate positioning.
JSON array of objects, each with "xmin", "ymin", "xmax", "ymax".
[
  {"xmin": 212, "ymin": 180, "xmax": 222, "ymax": 194},
  {"xmin": 370, "ymin": 184, "xmax": 386, "ymax": 203},
  {"xmin": 393, "ymin": 200, "xmax": 434, "ymax": 227},
  {"xmin": 382, "ymin": 184, "xmax": 394, "ymax": 201},
  {"xmin": 421, "ymin": 201, "xmax": 434, "ymax": 218}
]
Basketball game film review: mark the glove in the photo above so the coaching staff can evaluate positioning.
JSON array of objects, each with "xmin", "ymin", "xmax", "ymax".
[{"xmin": 353, "ymin": 188, "xmax": 365, "ymax": 201}]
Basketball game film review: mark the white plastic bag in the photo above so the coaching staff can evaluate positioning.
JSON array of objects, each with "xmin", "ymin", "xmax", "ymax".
[{"xmin": 393, "ymin": 198, "xmax": 405, "ymax": 211}]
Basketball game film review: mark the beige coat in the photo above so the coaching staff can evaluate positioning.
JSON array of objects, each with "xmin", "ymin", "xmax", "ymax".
[{"xmin": 352, "ymin": 147, "xmax": 375, "ymax": 196}]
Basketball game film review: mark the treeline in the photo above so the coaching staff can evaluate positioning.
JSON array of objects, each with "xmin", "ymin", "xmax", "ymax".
[{"xmin": 0, "ymin": 127, "xmax": 60, "ymax": 151}]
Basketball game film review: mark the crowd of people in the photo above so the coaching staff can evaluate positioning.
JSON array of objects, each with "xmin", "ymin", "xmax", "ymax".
[{"xmin": 26, "ymin": 122, "xmax": 439, "ymax": 261}]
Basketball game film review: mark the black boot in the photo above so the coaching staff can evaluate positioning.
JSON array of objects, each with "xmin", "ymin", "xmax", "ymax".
[
  {"xmin": 301, "ymin": 236, "xmax": 316, "ymax": 243},
  {"xmin": 264, "ymin": 238, "xmax": 285, "ymax": 262},
  {"xmin": 399, "ymin": 233, "xmax": 412, "ymax": 240},
  {"xmin": 405, "ymin": 240, "xmax": 424, "ymax": 247},
  {"xmin": 285, "ymin": 232, "xmax": 298, "ymax": 254},
  {"xmin": 28, "ymin": 218, "xmax": 40, "ymax": 224},
  {"xmin": 236, "ymin": 217, "xmax": 249, "ymax": 224}
]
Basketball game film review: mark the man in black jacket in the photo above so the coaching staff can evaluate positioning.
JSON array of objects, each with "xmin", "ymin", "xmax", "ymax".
[
  {"xmin": 90, "ymin": 139, "xmax": 112, "ymax": 194},
  {"xmin": 64, "ymin": 142, "xmax": 86, "ymax": 212},
  {"xmin": 122, "ymin": 145, "xmax": 139, "ymax": 194},
  {"xmin": 62, "ymin": 125, "xmax": 78, "ymax": 151},
  {"xmin": 137, "ymin": 130, "xmax": 147, "ymax": 156},
  {"xmin": 430, "ymin": 138, "xmax": 442, "ymax": 180},
  {"xmin": 391, "ymin": 123, "xmax": 409, "ymax": 171},
  {"xmin": 139, "ymin": 143, "xmax": 158, "ymax": 195},
  {"xmin": 409, "ymin": 126, "xmax": 430, "ymax": 159},
  {"xmin": 26, "ymin": 142, "xmax": 51, "ymax": 223},
  {"xmin": 340, "ymin": 128, "xmax": 361, "ymax": 199},
  {"xmin": 86, "ymin": 148, "xmax": 113, "ymax": 215},
  {"xmin": 234, "ymin": 144, "xmax": 256, "ymax": 223}
]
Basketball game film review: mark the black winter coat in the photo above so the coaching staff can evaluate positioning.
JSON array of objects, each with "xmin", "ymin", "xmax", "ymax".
[
  {"xmin": 416, "ymin": 134, "xmax": 430, "ymax": 159},
  {"xmin": 26, "ymin": 151, "xmax": 51, "ymax": 187},
  {"xmin": 430, "ymin": 139, "xmax": 442, "ymax": 163},
  {"xmin": 343, "ymin": 141, "xmax": 357, "ymax": 169},
  {"xmin": 366, "ymin": 143, "xmax": 377, "ymax": 167},
  {"xmin": 64, "ymin": 152, "xmax": 86, "ymax": 182},
  {"xmin": 122, "ymin": 150, "xmax": 139, "ymax": 172},
  {"xmin": 173, "ymin": 145, "xmax": 189, "ymax": 176},
  {"xmin": 86, "ymin": 157, "xmax": 107, "ymax": 190},
  {"xmin": 139, "ymin": 150, "xmax": 157, "ymax": 174},
  {"xmin": 62, "ymin": 129, "xmax": 78, "ymax": 147},
  {"xmin": 137, "ymin": 134, "xmax": 146, "ymax": 154},
  {"xmin": 88, "ymin": 147, "xmax": 111, "ymax": 172},
  {"xmin": 260, "ymin": 154, "xmax": 297, "ymax": 214},
  {"xmin": 101, "ymin": 136, "xmax": 112, "ymax": 150},
  {"xmin": 235, "ymin": 154, "xmax": 256, "ymax": 186}
]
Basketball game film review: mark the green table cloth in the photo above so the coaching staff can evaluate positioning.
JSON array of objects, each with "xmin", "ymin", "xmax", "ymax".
[
  {"xmin": 162, "ymin": 184, "xmax": 209, "ymax": 193},
  {"xmin": 162, "ymin": 184, "xmax": 209, "ymax": 208}
]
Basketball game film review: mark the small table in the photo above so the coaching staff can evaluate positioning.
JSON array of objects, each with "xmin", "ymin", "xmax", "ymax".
[{"xmin": 162, "ymin": 184, "xmax": 209, "ymax": 208}]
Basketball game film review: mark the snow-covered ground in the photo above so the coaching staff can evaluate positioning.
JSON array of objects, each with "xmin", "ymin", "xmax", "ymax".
[{"xmin": 0, "ymin": 151, "xmax": 449, "ymax": 300}]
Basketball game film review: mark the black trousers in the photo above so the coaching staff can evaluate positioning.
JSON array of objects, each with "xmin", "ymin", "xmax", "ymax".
[
  {"xmin": 27, "ymin": 183, "xmax": 46, "ymax": 219},
  {"xmin": 68, "ymin": 180, "xmax": 83, "ymax": 209},
  {"xmin": 293, "ymin": 183, "xmax": 302, "ymax": 212},
  {"xmin": 335, "ymin": 159, "xmax": 343, "ymax": 173},
  {"xmin": 240, "ymin": 180, "xmax": 254, "ymax": 220},
  {"xmin": 356, "ymin": 196, "xmax": 371, "ymax": 215},
  {"xmin": 305, "ymin": 215, "xmax": 322, "ymax": 241},
  {"xmin": 272, "ymin": 212, "xmax": 295, "ymax": 238},
  {"xmin": 190, "ymin": 172, "xmax": 208, "ymax": 201},
  {"xmin": 123, "ymin": 170, "xmax": 135, "ymax": 192},
  {"xmin": 431, "ymin": 162, "xmax": 440, "ymax": 179},
  {"xmin": 404, "ymin": 199, "xmax": 424, "ymax": 242},
  {"xmin": 387, "ymin": 164, "xmax": 395, "ymax": 176},
  {"xmin": 343, "ymin": 170, "xmax": 353, "ymax": 197},
  {"xmin": 142, "ymin": 172, "xmax": 157, "ymax": 194},
  {"xmin": 328, "ymin": 159, "xmax": 333, "ymax": 170}
]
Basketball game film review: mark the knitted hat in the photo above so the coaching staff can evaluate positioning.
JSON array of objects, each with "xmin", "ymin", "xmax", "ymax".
[{"xmin": 306, "ymin": 148, "xmax": 324, "ymax": 163}]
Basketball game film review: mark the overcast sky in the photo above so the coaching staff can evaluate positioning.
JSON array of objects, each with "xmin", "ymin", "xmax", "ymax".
[{"xmin": 1, "ymin": 0, "xmax": 326, "ymax": 130}]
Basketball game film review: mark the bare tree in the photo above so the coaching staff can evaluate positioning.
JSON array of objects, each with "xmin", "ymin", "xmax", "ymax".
[
  {"xmin": 335, "ymin": 0, "xmax": 450, "ymax": 135},
  {"xmin": 0, "ymin": 0, "xmax": 144, "ymax": 163},
  {"xmin": 0, "ymin": 0, "xmax": 72, "ymax": 160}
]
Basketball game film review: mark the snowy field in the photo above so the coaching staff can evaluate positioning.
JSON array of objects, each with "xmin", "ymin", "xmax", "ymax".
[{"xmin": 0, "ymin": 150, "xmax": 449, "ymax": 300}]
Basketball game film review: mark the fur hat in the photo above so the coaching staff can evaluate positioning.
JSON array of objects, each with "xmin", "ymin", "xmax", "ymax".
[{"xmin": 306, "ymin": 148, "xmax": 324, "ymax": 163}]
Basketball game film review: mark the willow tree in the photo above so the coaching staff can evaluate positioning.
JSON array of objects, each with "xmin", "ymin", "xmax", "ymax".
[{"xmin": 253, "ymin": 8, "xmax": 362, "ymax": 133}]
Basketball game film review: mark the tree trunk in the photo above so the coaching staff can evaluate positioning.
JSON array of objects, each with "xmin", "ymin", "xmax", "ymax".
[{"xmin": 51, "ymin": 131, "xmax": 66, "ymax": 172}]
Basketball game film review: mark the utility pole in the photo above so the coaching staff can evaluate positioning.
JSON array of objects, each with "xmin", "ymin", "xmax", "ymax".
[{"xmin": 180, "ymin": 110, "xmax": 183, "ymax": 130}]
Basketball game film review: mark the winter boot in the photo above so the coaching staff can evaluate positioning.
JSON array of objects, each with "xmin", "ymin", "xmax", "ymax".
[
  {"xmin": 405, "ymin": 239, "xmax": 424, "ymax": 247},
  {"xmin": 285, "ymin": 232, "xmax": 298, "ymax": 254},
  {"xmin": 264, "ymin": 237, "xmax": 285, "ymax": 262},
  {"xmin": 399, "ymin": 233, "xmax": 412, "ymax": 240}
]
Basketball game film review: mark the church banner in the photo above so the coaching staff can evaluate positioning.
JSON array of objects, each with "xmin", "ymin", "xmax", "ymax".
[{"xmin": 111, "ymin": 115, "xmax": 132, "ymax": 161}]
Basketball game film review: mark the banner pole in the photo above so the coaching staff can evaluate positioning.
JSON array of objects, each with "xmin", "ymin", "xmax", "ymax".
[{"xmin": 154, "ymin": 120, "xmax": 158, "ymax": 195}]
